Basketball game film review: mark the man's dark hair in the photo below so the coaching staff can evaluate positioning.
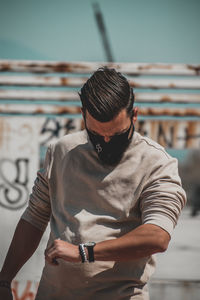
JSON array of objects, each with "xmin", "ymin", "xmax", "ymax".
[{"xmin": 79, "ymin": 67, "xmax": 135, "ymax": 122}]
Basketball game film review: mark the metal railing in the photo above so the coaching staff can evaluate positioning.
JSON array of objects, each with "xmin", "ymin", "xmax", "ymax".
[{"xmin": 1, "ymin": 60, "xmax": 200, "ymax": 149}]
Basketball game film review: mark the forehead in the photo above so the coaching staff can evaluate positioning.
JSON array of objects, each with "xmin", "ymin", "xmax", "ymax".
[{"xmin": 85, "ymin": 109, "xmax": 130, "ymax": 136}]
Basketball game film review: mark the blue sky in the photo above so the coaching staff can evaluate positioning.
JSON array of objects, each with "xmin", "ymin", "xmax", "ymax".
[{"xmin": 0, "ymin": 0, "xmax": 200, "ymax": 62}]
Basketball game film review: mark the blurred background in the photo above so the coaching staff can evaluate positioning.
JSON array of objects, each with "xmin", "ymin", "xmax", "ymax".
[
  {"xmin": 0, "ymin": 0, "xmax": 200, "ymax": 63},
  {"xmin": 0, "ymin": 0, "xmax": 200, "ymax": 299}
]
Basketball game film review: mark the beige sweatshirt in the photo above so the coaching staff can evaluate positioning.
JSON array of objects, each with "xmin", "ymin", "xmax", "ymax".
[{"xmin": 21, "ymin": 130, "xmax": 186, "ymax": 300}]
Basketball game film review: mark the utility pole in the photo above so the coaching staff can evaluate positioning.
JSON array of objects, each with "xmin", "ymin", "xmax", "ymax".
[{"xmin": 92, "ymin": 2, "xmax": 114, "ymax": 62}]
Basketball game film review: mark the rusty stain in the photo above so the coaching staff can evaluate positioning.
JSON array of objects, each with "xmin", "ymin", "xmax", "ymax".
[
  {"xmin": 46, "ymin": 63, "xmax": 89, "ymax": 73},
  {"xmin": 60, "ymin": 77, "xmax": 69, "ymax": 86},
  {"xmin": 34, "ymin": 108, "xmax": 44, "ymax": 114},
  {"xmin": 17, "ymin": 63, "xmax": 45, "ymax": 74},
  {"xmin": 0, "ymin": 63, "xmax": 11, "ymax": 72},
  {"xmin": 56, "ymin": 106, "xmax": 81, "ymax": 114},
  {"xmin": 187, "ymin": 65, "xmax": 200, "ymax": 76},
  {"xmin": 160, "ymin": 95, "xmax": 172, "ymax": 102},
  {"xmin": 20, "ymin": 63, "xmax": 39, "ymax": 69},
  {"xmin": 129, "ymin": 81, "xmax": 141, "ymax": 88},
  {"xmin": 51, "ymin": 63, "xmax": 72, "ymax": 73}
]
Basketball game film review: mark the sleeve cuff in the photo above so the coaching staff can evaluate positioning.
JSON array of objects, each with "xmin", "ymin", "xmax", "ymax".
[
  {"xmin": 21, "ymin": 209, "xmax": 48, "ymax": 232},
  {"xmin": 143, "ymin": 213, "xmax": 175, "ymax": 236}
]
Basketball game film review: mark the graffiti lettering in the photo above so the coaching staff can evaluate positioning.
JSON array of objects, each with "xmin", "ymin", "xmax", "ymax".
[
  {"xmin": 0, "ymin": 158, "xmax": 29, "ymax": 210},
  {"xmin": 135, "ymin": 120, "xmax": 200, "ymax": 149},
  {"xmin": 40, "ymin": 118, "xmax": 77, "ymax": 146}
]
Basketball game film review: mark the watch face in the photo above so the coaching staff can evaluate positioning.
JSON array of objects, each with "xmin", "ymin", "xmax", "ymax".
[{"xmin": 85, "ymin": 242, "xmax": 96, "ymax": 247}]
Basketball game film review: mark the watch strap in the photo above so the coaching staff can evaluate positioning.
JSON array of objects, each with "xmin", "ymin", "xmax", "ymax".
[
  {"xmin": 79, "ymin": 244, "xmax": 88, "ymax": 263},
  {"xmin": 85, "ymin": 242, "xmax": 96, "ymax": 262}
]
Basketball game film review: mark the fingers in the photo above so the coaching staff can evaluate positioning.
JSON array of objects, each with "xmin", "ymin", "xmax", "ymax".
[
  {"xmin": 45, "ymin": 252, "xmax": 59, "ymax": 266},
  {"xmin": 45, "ymin": 240, "xmax": 61, "ymax": 266},
  {"xmin": 44, "ymin": 239, "xmax": 80, "ymax": 264}
]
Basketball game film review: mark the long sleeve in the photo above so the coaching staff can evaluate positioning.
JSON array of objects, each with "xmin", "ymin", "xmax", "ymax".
[
  {"xmin": 140, "ymin": 156, "xmax": 187, "ymax": 236},
  {"xmin": 21, "ymin": 145, "xmax": 52, "ymax": 232}
]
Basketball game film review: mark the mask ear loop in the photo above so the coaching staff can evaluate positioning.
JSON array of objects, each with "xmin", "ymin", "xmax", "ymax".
[{"xmin": 128, "ymin": 111, "xmax": 135, "ymax": 139}]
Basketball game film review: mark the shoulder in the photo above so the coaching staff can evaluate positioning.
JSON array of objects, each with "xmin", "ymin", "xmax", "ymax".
[
  {"xmin": 50, "ymin": 130, "xmax": 88, "ymax": 157},
  {"xmin": 133, "ymin": 131, "xmax": 172, "ymax": 160},
  {"xmin": 131, "ymin": 133, "xmax": 181, "ymax": 186}
]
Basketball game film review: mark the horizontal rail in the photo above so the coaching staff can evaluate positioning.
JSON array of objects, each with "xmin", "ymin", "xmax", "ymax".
[
  {"xmin": 0, "ymin": 105, "xmax": 81, "ymax": 115},
  {"xmin": 135, "ymin": 93, "xmax": 200, "ymax": 103},
  {"xmin": 0, "ymin": 90, "xmax": 79, "ymax": 100},
  {"xmin": 1, "ymin": 90, "xmax": 200, "ymax": 103},
  {"xmin": 1, "ymin": 76, "xmax": 200, "ymax": 89},
  {"xmin": 0, "ymin": 76, "xmax": 86, "ymax": 87},
  {"xmin": 1, "ymin": 104, "xmax": 200, "ymax": 117},
  {"xmin": 0, "ymin": 60, "xmax": 200, "ymax": 76},
  {"xmin": 128, "ymin": 78, "xmax": 200, "ymax": 89},
  {"xmin": 139, "ymin": 107, "xmax": 200, "ymax": 116}
]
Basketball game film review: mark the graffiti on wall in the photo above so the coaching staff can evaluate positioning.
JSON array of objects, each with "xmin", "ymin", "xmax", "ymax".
[
  {"xmin": 40, "ymin": 117, "xmax": 82, "ymax": 146},
  {"xmin": 0, "ymin": 158, "xmax": 29, "ymax": 210},
  {"xmin": 135, "ymin": 120, "xmax": 200, "ymax": 149},
  {"xmin": 12, "ymin": 280, "xmax": 38, "ymax": 300},
  {"xmin": 0, "ymin": 118, "xmax": 38, "ymax": 211},
  {"xmin": 0, "ymin": 117, "xmax": 82, "ymax": 211},
  {"xmin": 1, "ymin": 117, "xmax": 200, "ymax": 212}
]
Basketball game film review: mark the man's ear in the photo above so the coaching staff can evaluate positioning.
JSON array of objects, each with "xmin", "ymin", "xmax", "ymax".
[{"xmin": 132, "ymin": 107, "xmax": 138, "ymax": 125}]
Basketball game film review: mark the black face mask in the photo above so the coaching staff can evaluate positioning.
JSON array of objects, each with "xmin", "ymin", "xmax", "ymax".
[{"xmin": 86, "ymin": 122, "xmax": 134, "ymax": 166}]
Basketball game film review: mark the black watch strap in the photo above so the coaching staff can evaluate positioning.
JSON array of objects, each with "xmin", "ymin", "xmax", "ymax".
[{"xmin": 84, "ymin": 242, "xmax": 96, "ymax": 262}]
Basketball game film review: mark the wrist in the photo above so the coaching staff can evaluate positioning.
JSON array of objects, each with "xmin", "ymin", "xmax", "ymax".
[{"xmin": 78, "ymin": 242, "xmax": 96, "ymax": 263}]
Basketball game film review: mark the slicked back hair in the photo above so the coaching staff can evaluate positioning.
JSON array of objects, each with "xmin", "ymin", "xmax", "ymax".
[{"xmin": 79, "ymin": 67, "xmax": 135, "ymax": 122}]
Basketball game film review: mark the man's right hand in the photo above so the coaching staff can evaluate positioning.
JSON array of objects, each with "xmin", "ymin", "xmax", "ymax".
[
  {"xmin": 0, "ymin": 218, "xmax": 44, "ymax": 300},
  {"xmin": 0, "ymin": 287, "xmax": 13, "ymax": 300}
]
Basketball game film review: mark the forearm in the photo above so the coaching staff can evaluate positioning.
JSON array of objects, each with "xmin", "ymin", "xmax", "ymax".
[
  {"xmin": 0, "ymin": 219, "xmax": 44, "ymax": 282},
  {"xmin": 45, "ymin": 224, "xmax": 171, "ymax": 265},
  {"xmin": 94, "ymin": 224, "xmax": 170, "ymax": 261}
]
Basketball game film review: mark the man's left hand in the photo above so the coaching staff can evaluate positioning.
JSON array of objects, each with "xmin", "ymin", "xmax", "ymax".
[{"xmin": 45, "ymin": 239, "xmax": 80, "ymax": 266}]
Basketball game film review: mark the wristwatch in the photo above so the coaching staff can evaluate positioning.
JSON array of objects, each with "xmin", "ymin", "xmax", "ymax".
[{"xmin": 84, "ymin": 242, "xmax": 96, "ymax": 262}]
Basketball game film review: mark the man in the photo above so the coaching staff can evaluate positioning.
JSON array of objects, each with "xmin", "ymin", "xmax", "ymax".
[{"xmin": 0, "ymin": 67, "xmax": 186, "ymax": 300}]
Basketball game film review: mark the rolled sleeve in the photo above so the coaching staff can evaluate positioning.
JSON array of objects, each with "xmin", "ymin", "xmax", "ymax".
[
  {"xmin": 21, "ymin": 145, "xmax": 52, "ymax": 231},
  {"xmin": 140, "ymin": 157, "xmax": 187, "ymax": 236}
]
